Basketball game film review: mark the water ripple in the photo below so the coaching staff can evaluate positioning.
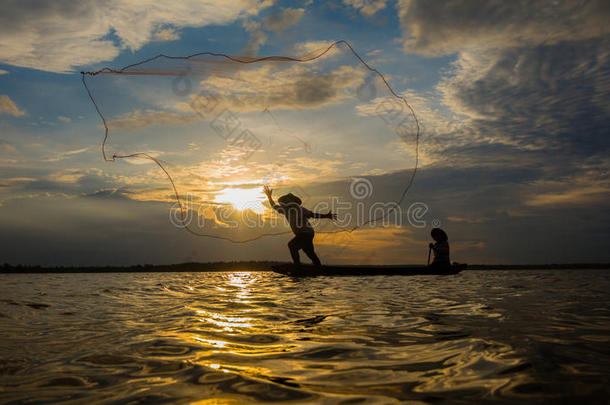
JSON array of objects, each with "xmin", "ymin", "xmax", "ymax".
[{"xmin": 1, "ymin": 269, "xmax": 609, "ymax": 403}]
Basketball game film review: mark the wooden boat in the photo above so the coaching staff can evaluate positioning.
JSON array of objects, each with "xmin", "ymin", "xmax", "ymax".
[{"xmin": 271, "ymin": 263, "xmax": 467, "ymax": 277}]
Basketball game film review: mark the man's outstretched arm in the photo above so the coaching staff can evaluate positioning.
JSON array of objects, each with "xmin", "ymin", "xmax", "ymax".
[{"xmin": 312, "ymin": 211, "xmax": 336, "ymax": 220}]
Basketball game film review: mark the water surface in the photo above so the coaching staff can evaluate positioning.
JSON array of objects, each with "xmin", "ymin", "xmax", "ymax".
[{"xmin": 1, "ymin": 269, "xmax": 609, "ymax": 403}]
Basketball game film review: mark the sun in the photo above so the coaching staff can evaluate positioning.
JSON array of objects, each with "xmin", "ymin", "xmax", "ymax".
[{"xmin": 214, "ymin": 188, "xmax": 266, "ymax": 214}]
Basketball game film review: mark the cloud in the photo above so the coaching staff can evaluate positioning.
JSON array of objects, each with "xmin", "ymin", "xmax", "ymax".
[
  {"xmin": 0, "ymin": 177, "xmax": 36, "ymax": 185},
  {"xmin": 192, "ymin": 64, "xmax": 366, "ymax": 113},
  {"xmin": 242, "ymin": 20, "xmax": 268, "ymax": 55},
  {"xmin": 47, "ymin": 168, "xmax": 87, "ymax": 184},
  {"xmin": 57, "ymin": 116, "xmax": 71, "ymax": 123},
  {"xmin": 242, "ymin": 8, "xmax": 305, "ymax": 55},
  {"xmin": 0, "ymin": 69, "xmax": 8, "ymax": 75},
  {"xmin": 44, "ymin": 146, "xmax": 92, "ymax": 162},
  {"xmin": 0, "ymin": 95, "xmax": 25, "ymax": 116},
  {"xmin": 389, "ymin": 0, "xmax": 610, "ymax": 183},
  {"xmin": 436, "ymin": 39, "xmax": 610, "ymax": 154},
  {"xmin": 526, "ymin": 185, "xmax": 609, "ymax": 207},
  {"xmin": 344, "ymin": 0, "xmax": 388, "ymax": 16},
  {"xmin": 446, "ymin": 216, "xmax": 488, "ymax": 224},
  {"xmin": 398, "ymin": 0, "xmax": 610, "ymax": 56},
  {"xmin": 315, "ymin": 227, "xmax": 421, "ymax": 264},
  {"xmin": 107, "ymin": 109, "xmax": 202, "ymax": 130},
  {"xmin": 262, "ymin": 8, "xmax": 305, "ymax": 32},
  {"xmin": 523, "ymin": 159, "xmax": 610, "ymax": 207},
  {"xmin": 290, "ymin": 40, "xmax": 338, "ymax": 57},
  {"xmin": 153, "ymin": 27, "xmax": 180, "ymax": 41},
  {"xmin": 0, "ymin": 165, "xmax": 118, "ymax": 206},
  {"xmin": 0, "ymin": 0, "xmax": 274, "ymax": 73}
]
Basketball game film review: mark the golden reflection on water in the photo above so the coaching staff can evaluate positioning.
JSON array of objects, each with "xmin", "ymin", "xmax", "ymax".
[
  {"xmin": 197, "ymin": 310, "xmax": 254, "ymax": 331},
  {"xmin": 225, "ymin": 272, "xmax": 256, "ymax": 304},
  {"xmin": 189, "ymin": 272, "xmax": 299, "ymax": 385},
  {"xmin": 191, "ymin": 399, "xmax": 243, "ymax": 405},
  {"xmin": 0, "ymin": 270, "xmax": 609, "ymax": 403},
  {"xmin": 175, "ymin": 271, "xmax": 529, "ymax": 401}
]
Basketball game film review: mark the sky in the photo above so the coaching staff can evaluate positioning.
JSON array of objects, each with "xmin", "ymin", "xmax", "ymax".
[{"xmin": 0, "ymin": 0, "xmax": 609, "ymax": 266}]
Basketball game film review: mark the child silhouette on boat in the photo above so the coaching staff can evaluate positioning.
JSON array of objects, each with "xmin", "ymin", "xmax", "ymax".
[
  {"xmin": 264, "ymin": 185, "xmax": 336, "ymax": 267},
  {"xmin": 428, "ymin": 228, "xmax": 450, "ymax": 270}
]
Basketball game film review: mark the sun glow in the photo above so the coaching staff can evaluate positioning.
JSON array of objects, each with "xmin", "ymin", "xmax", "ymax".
[{"xmin": 214, "ymin": 188, "xmax": 266, "ymax": 214}]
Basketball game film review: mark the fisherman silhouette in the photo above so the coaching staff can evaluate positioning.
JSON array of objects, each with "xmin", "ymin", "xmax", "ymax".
[{"xmin": 264, "ymin": 185, "xmax": 336, "ymax": 267}]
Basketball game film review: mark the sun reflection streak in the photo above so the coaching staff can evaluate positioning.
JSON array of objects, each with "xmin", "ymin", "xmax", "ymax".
[
  {"xmin": 197, "ymin": 309, "xmax": 254, "ymax": 331},
  {"xmin": 183, "ymin": 271, "xmax": 306, "ymax": 392},
  {"xmin": 224, "ymin": 272, "xmax": 258, "ymax": 304},
  {"xmin": 194, "ymin": 337, "xmax": 228, "ymax": 348}
]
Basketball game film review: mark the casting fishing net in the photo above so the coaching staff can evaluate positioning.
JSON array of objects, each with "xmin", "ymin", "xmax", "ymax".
[{"xmin": 82, "ymin": 40, "xmax": 419, "ymax": 242}]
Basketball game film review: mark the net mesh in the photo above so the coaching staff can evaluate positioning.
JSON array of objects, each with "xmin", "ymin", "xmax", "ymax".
[{"xmin": 81, "ymin": 40, "xmax": 419, "ymax": 242}]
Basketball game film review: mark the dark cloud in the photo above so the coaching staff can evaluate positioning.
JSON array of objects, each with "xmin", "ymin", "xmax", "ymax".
[
  {"xmin": 298, "ymin": 165, "xmax": 610, "ymax": 263},
  {"xmin": 396, "ymin": 0, "xmax": 610, "ymax": 157},
  {"xmin": 398, "ymin": 0, "xmax": 610, "ymax": 56},
  {"xmin": 393, "ymin": 0, "xmax": 610, "ymax": 226},
  {"xmin": 263, "ymin": 8, "xmax": 305, "ymax": 33},
  {"xmin": 439, "ymin": 39, "xmax": 610, "ymax": 155}
]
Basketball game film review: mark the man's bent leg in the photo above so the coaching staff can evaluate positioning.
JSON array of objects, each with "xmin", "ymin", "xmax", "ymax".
[
  {"xmin": 288, "ymin": 237, "xmax": 301, "ymax": 264},
  {"xmin": 302, "ymin": 234, "xmax": 321, "ymax": 267}
]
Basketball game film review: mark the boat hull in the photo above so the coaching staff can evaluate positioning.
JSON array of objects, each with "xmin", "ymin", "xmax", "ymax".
[{"xmin": 271, "ymin": 263, "xmax": 467, "ymax": 277}]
